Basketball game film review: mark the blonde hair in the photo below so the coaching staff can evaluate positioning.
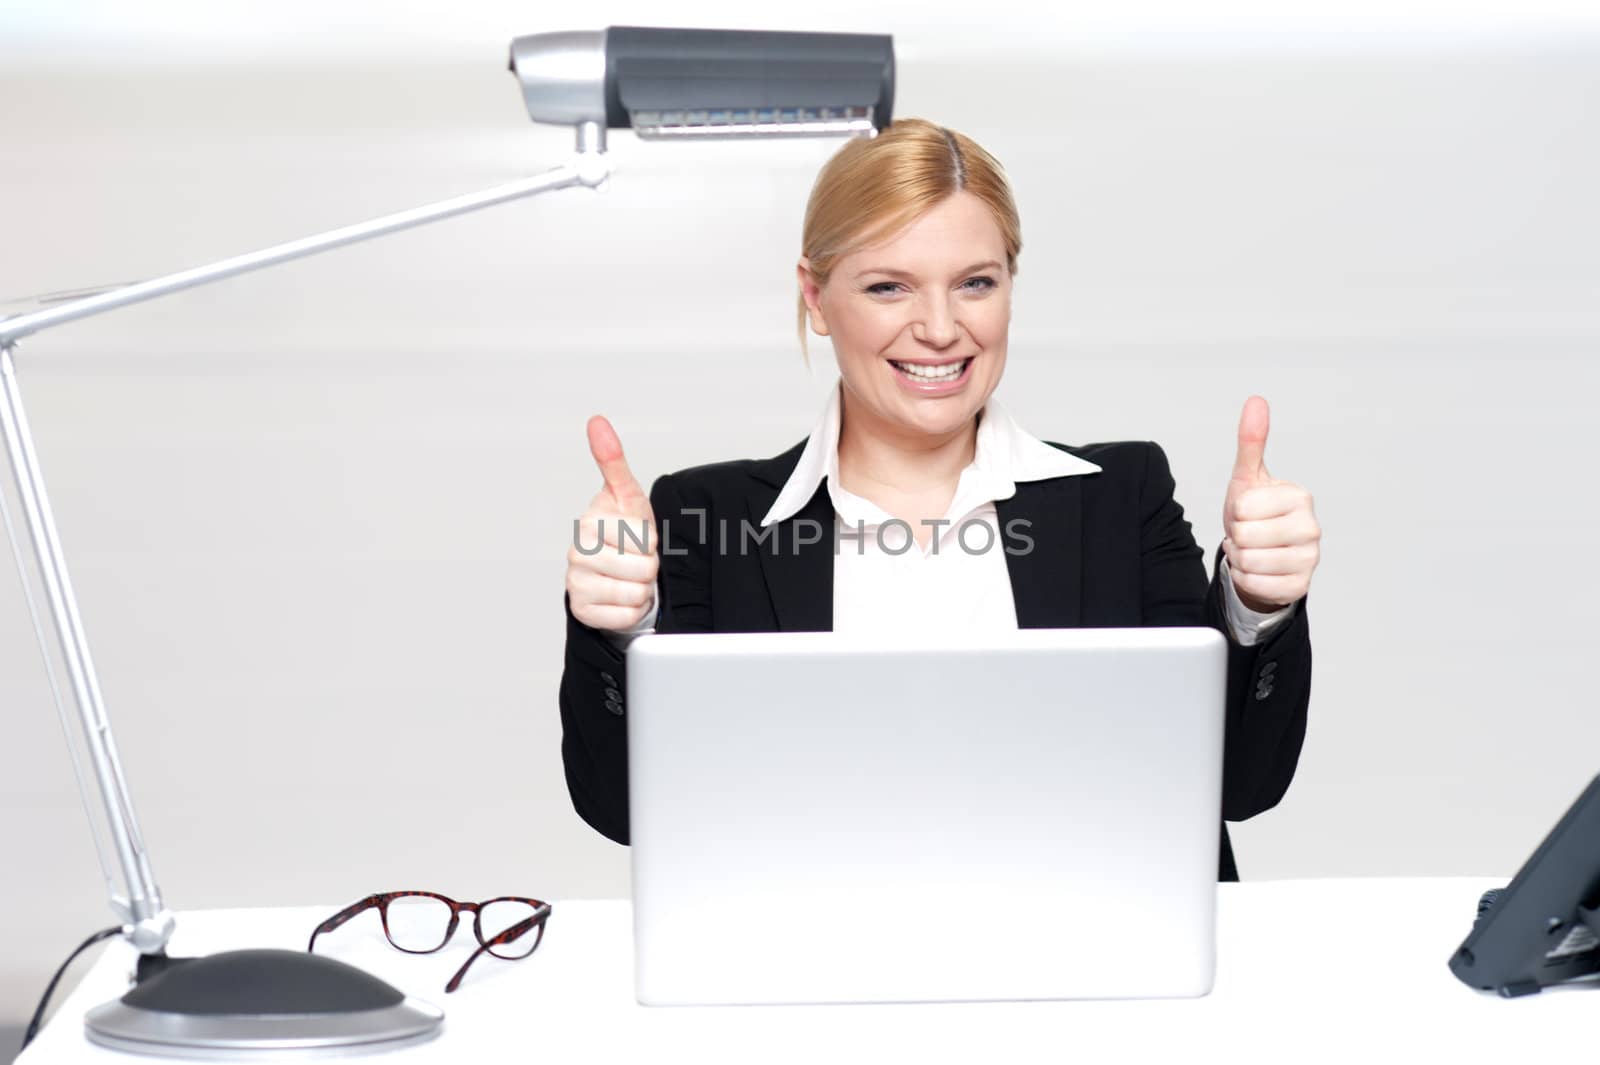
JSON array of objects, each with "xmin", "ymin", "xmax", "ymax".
[{"xmin": 796, "ymin": 117, "xmax": 1022, "ymax": 361}]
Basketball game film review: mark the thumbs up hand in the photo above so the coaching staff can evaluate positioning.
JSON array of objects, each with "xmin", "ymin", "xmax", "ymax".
[
  {"xmin": 566, "ymin": 415, "xmax": 660, "ymax": 633},
  {"xmin": 1221, "ymin": 396, "xmax": 1320, "ymax": 613}
]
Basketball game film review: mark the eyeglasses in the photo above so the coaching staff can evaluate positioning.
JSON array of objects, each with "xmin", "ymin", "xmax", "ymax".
[{"xmin": 307, "ymin": 891, "xmax": 552, "ymax": 993}]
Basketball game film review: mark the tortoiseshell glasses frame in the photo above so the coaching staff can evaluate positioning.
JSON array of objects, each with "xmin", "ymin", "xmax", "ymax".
[{"xmin": 307, "ymin": 891, "xmax": 552, "ymax": 993}]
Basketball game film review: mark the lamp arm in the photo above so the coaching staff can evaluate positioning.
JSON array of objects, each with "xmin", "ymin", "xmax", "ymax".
[
  {"xmin": 0, "ymin": 123, "xmax": 610, "ymax": 347},
  {"xmin": 0, "ymin": 125, "xmax": 610, "ymax": 955}
]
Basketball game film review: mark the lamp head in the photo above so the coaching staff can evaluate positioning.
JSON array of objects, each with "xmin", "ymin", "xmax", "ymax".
[{"xmin": 508, "ymin": 26, "xmax": 895, "ymax": 140}]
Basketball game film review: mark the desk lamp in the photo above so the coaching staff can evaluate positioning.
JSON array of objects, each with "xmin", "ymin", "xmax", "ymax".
[{"xmin": 1, "ymin": 25, "xmax": 894, "ymax": 1057}]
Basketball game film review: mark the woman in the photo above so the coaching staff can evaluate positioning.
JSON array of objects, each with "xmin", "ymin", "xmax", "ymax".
[{"xmin": 560, "ymin": 118, "xmax": 1319, "ymax": 881}]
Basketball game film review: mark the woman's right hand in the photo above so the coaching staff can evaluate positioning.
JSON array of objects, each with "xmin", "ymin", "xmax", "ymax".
[{"xmin": 566, "ymin": 415, "xmax": 660, "ymax": 633}]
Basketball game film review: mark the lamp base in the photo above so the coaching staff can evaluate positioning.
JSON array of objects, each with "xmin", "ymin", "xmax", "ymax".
[{"xmin": 83, "ymin": 949, "xmax": 443, "ymax": 1059}]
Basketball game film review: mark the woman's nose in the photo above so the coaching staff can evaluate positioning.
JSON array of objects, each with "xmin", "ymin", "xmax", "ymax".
[{"xmin": 912, "ymin": 293, "xmax": 960, "ymax": 348}]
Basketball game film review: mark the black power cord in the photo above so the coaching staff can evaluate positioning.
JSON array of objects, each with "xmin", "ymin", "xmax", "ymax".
[{"xmin": 20, "ymin": 925, "xmax": 123, "ymax": 1052}]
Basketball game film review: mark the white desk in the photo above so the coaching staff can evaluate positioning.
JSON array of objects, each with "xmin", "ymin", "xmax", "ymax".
[{"xmin": 18, "ymin": 879, "xmax": 1593, "ymax": 1064}]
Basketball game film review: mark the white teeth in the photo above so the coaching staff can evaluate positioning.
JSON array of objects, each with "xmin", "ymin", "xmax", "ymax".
[{"xmin": 892, "ymin": 358, "xmax": 968, "ymax": 381}]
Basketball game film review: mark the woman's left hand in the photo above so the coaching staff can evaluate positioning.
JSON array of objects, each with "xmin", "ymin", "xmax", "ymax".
[{"xmin": 1222, "ymin": 396, "xmax": 1321, "ymax": 612}]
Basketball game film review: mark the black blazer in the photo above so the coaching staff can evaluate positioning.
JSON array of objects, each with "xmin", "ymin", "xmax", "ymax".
[{"xmin": 559, "ymin": 436, "xmax": 1312, "ymax": 881}]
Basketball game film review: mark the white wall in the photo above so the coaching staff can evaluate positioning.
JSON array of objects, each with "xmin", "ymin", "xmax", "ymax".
[{"xmin": 4, "ymin": 3, "xmax": 1599, "ymax": 1043}]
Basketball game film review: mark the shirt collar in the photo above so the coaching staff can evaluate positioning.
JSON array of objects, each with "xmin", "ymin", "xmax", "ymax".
[{"xmin": 759, "ymin": 378, "xmax": 1102, "ymax": 528}]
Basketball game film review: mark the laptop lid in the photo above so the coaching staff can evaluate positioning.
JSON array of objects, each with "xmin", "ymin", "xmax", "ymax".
[{"xmin": 626, "ymin": 626, "xmax": 1228, "ymax": 1005}]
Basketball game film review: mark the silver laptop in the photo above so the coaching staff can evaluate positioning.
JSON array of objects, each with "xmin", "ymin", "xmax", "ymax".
[{"xmin": 626, "ymin": 627, "xmax": 1228, "ymax": 1006}]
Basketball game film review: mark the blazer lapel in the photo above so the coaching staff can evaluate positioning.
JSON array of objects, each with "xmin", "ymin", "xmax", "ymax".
[
  {"xmin": 996, "ymin": 477, "xmax": 1084, "ymax": 629},
  {"xmin": 747, "ymin": 448, "xmax": 835, "ymax": 632}
]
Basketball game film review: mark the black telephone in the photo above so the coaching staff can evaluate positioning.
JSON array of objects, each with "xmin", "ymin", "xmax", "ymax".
[{"xmin": 1449, "ymin": 773, "xmax": 1600, "ymax": 997}]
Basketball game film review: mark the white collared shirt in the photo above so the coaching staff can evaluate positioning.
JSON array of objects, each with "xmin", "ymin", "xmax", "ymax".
[{"xmin": 614, "ymin": 381, "xmax": 1291, "ymax": 644}]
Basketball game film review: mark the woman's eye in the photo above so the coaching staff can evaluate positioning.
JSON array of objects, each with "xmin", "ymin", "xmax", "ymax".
[{"xmin": 865, "ymin": 277, "xmax": 995, "ymax": 296}]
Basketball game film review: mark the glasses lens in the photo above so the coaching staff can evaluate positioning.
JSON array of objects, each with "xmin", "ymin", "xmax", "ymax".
[
  {"xmin": 480, "ymin": 900, "xmax": 543, "ymax": 959},
  {"xmin": 383, "ymin": 895, "xmax": 453, "ymax": 952}
]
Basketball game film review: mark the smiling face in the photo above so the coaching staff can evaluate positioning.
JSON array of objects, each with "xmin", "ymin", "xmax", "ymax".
[{"xmin": 798, "ymin": 190, "xmax": 1012, "ymax": 442}]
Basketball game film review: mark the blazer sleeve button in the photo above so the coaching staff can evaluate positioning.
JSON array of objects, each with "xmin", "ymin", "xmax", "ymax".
[
  {"xmin": 604, "ymin": 687, "xmax": 622, "ymax": 701},
  {"xmin": 601, "ymin": 671, "xmax": 618, "ymax": 686},
  {"xmin": 604, "ymin": 698, "xmax": 624, "ymax": 716}
]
